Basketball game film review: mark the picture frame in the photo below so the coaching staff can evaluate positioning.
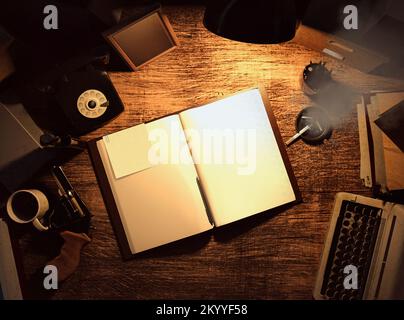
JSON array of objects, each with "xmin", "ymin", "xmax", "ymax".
[{"xmin": 103, "ymin": 9, "xmax": 179, "ymax": 70}]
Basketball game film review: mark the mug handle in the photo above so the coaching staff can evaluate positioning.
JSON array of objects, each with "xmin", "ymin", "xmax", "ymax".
[{"xmin": 33, "ymin": 218, "xmax": 49, "ymax": 231}]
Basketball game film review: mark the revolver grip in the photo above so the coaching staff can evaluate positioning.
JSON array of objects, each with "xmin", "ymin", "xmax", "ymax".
[{"xmin": 48, "ymin": 231, "xmax": 91, "ymax": 282}]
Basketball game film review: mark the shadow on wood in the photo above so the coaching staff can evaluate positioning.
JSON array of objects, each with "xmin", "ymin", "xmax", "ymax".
[{"xmin": 213, "ymin": 201, "xmax": 299, "ymax": 243}]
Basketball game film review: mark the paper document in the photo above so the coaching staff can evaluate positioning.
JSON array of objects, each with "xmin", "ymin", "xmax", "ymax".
[{"xmin": 103, "ymin": 123, "xmax": 153, "ymax": 179}]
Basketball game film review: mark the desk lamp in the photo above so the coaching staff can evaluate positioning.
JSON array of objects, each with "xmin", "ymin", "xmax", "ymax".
[{"xmin": 203, "ymin": 0, "xmax": 307, "ymax": 44}]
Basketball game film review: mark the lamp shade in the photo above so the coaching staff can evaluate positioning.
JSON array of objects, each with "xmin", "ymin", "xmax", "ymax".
[{"xmin": 203, "ymin": 0, "xmax": 299, "ymax": 44}]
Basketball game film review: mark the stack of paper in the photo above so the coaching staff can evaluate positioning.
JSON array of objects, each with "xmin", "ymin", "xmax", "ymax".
[
  {"xmin": 357, "ymin": 92, "xmax": 404, "ymax": 192},
  {"xmin": 0, "ymin": 219, "xmax": 23, "ymax": 300}
]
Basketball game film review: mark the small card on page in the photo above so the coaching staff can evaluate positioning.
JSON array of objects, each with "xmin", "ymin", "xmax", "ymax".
[{"xmin": 103, "ymin": 123, "xmax": 153, "ymax": 179}]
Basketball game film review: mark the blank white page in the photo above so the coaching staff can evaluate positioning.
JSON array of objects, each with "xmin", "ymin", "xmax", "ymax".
[
  {"xmin": 97, "ymin": 115, "xmax": 213, "ymax": 254},
  {"xmin": 180, "ymin": 89, "xmax": 296, "ymax": 226}
]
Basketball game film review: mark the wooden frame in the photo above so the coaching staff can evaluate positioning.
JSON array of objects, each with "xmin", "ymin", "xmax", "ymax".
[{"xmin": 103, "ymin": 9, "xmax": 179, "ymax": 71}]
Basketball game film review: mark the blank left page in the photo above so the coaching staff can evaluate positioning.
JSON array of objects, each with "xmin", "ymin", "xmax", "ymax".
[{"xmin": 97, "ymin": 115, "xmax": 213, "ymax": 254}]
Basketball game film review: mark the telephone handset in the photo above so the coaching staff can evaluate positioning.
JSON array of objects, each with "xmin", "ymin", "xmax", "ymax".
[{"xmin": 21, "ymin": 50, "xmax": 124, "ymax": 136}]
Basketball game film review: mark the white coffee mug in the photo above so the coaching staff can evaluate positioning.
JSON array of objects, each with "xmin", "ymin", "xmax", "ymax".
[{"xmin": 6, "ymin": 189, "xmax": 49, "ymax": 231}]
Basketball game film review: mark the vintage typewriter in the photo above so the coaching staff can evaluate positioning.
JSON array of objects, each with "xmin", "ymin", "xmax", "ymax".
[{"xmin": 314, "ymin": 193, "xmax": 404, "ymax": 300}]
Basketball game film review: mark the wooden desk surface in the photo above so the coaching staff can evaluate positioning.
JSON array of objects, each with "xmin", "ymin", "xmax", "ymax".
[{"xmin": 18, "ymin": 6, "xmax": 404, "ymax": 299}]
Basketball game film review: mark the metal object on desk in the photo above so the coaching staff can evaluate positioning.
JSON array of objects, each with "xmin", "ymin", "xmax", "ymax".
[
  {"xmin": 40, "ymin": 132, "xmax": 87, "ymax": 150},
  {"xmin": 21, "ymin": 53, "xmax": 124, "ymax": 137},
  {"xmin": 20, "ymin": 166, "xmax": 93, "ymax": 286},
  {"xmin": 4, "ymin": 166, "xmax": 92, "ymax": 233},
  {"xmin": 203, "ymin": 0, "xmax": 301, "ymax": 44},
  {"xmin": 0, "ymin": 103, "xmax": 86, "ymax": 192},
  {"xmin": 302, "ymin": 61, "xmax": 333, "ymax": 97},
  {"xmin": 50, "ymin": 166, "xmax": 91, "ymax": 230},
  {"xmin": 47, "ymin": 166, "xmax": 92, "ymax": 282},
  {"xmin": 314, "ymin": 192, "xmax": 404, "ymax": 300},
  {"xmin": 286, "ymin": 106, "xmax": 333, "ymax": 146},
  {"xmin": 3, "ymin": 164, "xmax": 93, "ymax": 289}
]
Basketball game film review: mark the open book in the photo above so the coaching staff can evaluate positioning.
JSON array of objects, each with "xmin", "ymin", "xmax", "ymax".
[{"xmin": 89, "ymin": 88, "xmax": 300, "ymax": 258}]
